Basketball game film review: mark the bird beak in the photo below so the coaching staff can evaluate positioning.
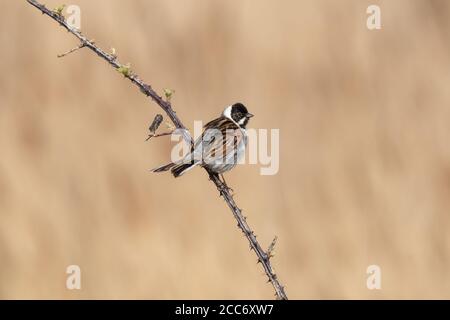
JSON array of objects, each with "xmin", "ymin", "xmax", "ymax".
[{"xmin": 246, "ymin": 113, "xmax": 254, "ymax": 118}]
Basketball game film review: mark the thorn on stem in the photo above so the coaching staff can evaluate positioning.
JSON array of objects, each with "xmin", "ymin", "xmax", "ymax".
[{"xmin": 139, "ymin": 84, "xmax": 151, "ymax": 96}]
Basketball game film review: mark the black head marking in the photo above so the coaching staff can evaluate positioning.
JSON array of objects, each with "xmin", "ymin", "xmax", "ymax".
[
  {"xmin": 230, "ymin": 103, "xmax": 252, "ymax": 128},
  {"xmin": 232, "ymin": 103, "xmax": 248, "ymax": 115}
]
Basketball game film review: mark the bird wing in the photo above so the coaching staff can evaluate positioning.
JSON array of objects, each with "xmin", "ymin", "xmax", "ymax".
[{"xmin": 197, "ymin": 117, "xmax": 245, "ymax": 164}]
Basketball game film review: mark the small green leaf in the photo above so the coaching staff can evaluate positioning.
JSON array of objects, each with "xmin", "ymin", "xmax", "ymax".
[
  {"xmin": 117, "ymin": 63, "xmax": 132, "ymax": 77},
  {"xmin": 53, "ymin": 4, "xmax": 66, "ymax": 17},
  {"xmin": 163, "ymin": 88, "xmax": 175, "ymax": 101}
]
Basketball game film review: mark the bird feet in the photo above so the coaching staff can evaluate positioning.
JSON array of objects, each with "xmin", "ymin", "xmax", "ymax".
[{"xmin": 219, "ymin": 174, "xmax": 234, "ymax": 195}]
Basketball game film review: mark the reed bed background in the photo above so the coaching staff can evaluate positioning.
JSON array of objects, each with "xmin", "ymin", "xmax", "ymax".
[{"xmin": 0, "ymin": 0, "xmax": 450, "ymax": 299}]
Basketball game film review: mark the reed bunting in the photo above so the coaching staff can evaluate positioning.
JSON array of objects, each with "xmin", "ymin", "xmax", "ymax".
[{"xmin": 152, "ymin": 103, "xmax": 253, "ymax": 180}]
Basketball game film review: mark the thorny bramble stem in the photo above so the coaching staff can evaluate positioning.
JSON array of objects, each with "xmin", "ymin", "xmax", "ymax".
[{"xmin": 26, "ymin": 0, "xmax": 288, "ymax": 300}]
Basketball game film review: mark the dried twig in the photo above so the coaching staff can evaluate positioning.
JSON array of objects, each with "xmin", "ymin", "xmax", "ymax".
[
  {"xmin": 57, "ymin": 42, "xmax": 86, "ymax": 58},
  {"xmin": 146, "ymin": 131, "xmax": 174, "ymax": 141},
  {"xmin": 26, "ymin": 0, "xmax": 288, "ymax": 300},
  {"xmin": 267, "ymin": 236, "xmax": 278, "ymax": 259}
]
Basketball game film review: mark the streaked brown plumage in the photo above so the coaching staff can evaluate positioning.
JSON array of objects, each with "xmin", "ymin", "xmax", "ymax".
[{"xmin": 152, "ymin": 103, "xmax": 253, "ymax": 178}]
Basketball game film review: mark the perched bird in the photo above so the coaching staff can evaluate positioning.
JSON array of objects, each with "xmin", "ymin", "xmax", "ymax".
[{"xmin": 151, "ymin": 103, "xmax": 253, "ymax": 180}]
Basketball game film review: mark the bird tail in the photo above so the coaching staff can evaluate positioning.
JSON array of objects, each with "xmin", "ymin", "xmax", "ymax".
[
  {"xmin": 151, "ymin": 162, "xmax": 176, "ymax": 173},
  {"xmin": 171, "ymin": 162, "xmax": 197, "ymax": 177},
  {"xmin": 151, "ymin": 161, "xmax": 198, "ymax": 178}
]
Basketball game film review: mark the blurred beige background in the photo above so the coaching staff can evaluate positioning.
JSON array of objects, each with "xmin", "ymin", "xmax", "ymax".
[{"xmin": 1, "ymin": 0, "xmax": 450, "ymax": 299}]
